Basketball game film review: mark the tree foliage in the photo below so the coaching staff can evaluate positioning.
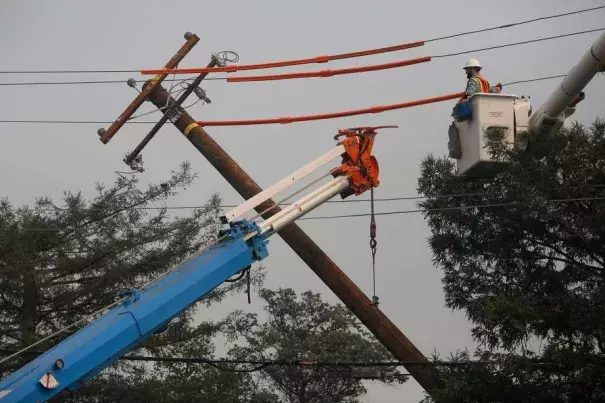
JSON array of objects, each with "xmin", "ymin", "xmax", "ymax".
[
  {"xmin": 0, "ymin": 163, "xmax": 217, "ymax": 348},
  {"xmin": 417, "ymin": 119, "xmax": 605, "ymax": 402},
  {"xmin": 0, "ymin": 164, "xmax": 266, "ymax": 401},
  {"xmin": 0, "ymin": 165, "xmax": 398, "ymax": 402},
  {"xmin": 224, "ymin": 288, "xmax": 403, "ymax": 403}
]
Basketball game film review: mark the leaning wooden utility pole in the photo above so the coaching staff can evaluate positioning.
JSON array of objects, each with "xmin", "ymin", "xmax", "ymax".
[
  {"xmin": 143, "ymin": 82, "xmax": 444, "ymax": 395},
  {"xmin": 98, "ymin": 32, "xmax": 444, "ymax": 398}
]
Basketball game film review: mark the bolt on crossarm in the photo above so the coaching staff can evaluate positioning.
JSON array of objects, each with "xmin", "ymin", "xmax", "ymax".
[
  {"xmin": 98, "ymin": 32, "xmax": 200, "ymax": 144},
  {"xmin": 123, "ymin": 55, "xmax": 219, "ymax": 169}
]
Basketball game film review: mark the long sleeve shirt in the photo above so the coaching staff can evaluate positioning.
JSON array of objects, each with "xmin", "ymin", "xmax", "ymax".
[{"xmin": 465, "ymin": 76, "xmax": 500, "ymax": 98}]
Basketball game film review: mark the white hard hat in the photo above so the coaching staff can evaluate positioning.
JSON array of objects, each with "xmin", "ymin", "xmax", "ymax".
[{"xmin": 463, "ymin": 58, "xmax": 482, "ymax": 69}]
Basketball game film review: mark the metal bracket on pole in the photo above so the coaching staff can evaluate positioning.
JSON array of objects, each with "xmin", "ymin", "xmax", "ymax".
[
  {"xmin": 122, "ymin": 56, "xmax": 219, "ymax": 168},
  {"xmin": 98, "ymin": 32, "xmax": 200, "ymax": 144}
]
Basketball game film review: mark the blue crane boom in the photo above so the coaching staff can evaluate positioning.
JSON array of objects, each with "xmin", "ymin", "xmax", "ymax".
[
  {"xmin": 0, "ymin": 220, "xmax": 267, "ymax": 402},
  {"xmin": 0, "ymin": 127, "xmax": 388, "ymax": 402}
]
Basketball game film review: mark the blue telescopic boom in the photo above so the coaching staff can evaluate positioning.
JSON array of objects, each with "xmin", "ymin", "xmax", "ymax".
[{"xmin": 0, "ymin": 220, "xmax": 267, "ymax": 402}]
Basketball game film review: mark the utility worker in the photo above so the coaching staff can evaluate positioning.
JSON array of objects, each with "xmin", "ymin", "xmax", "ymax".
[
  {"xmin": 448, "ymin": 58, "xmax": 502, "ymax": 158},
  {"xmin": 457, "ymin": 58, "xmax": 502, "ymax": 104}
]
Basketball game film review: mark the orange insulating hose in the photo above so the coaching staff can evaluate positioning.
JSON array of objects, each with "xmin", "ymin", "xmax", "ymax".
[
  {"xmin": 140, "ymin": 41, "xmax": 425, "ymax": 75},
  {"xmin": 226, "ymin": 56, "xmax": 432, "ymax": 82},
  {"xmin": 197, "ymin": 92, "xmax": 464, "ymax": 127}
]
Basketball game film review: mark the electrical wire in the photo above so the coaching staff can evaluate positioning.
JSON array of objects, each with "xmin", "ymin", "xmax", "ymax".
[
  {"xmin": 3, "ymin": 184, "xmax": 603, "ymax": 214},
  {"xmin": 0, "ymin": 119, "xmax": 156, "ymax": 124},
  {"xmin": 0, "ymin": 78, "xmax": 226, "ymax": 86},
  {"xmin": 0, "ymin": 349, "xmax": 480, "ymax": 368},
  {"xmin": 223, "ymin": 28, "xmax": 603, "ymax": 85},
  {"xmin": 224, "ymin": 27, "xmax": 601, "ymax": 83},
  {"xmin": 225, "ymin": 56, "xmax": 432, "ymax": 83},
  {"xmin": 141, "ymin": 40, "xmax": 424, "ymax": 75},
  {"xmin": 196, "ymin": 92, "xmax": 463, "ymax": 127},
  {"xmin": 3, "ymin": 195, "xmax": 605, "ymax": 232},
  {"xmin": 197, "ymin": 62, "xmax": 597, "ymax": 126},
  {"xmin": 1, "ymin": 27, "xmax": 601, "ymax": 88},
  {"xmin": 433, "ymin": 27, "xmax": 605, "ymax": 59},
  {"xmin": 299, "ymin": 196, "xmax": 605, "ymax": 221},
  {"xmin": 497, "ymin": 74, "xmax": 567, "ymax": 87},
  {"xmin": 143, "ymin": 11, "xmax": 605, "ymax": 76},
  {"xmin": 0, "ymin": 5, "xmax": 602, "ymax": 78},
  {"xmin": 0, "ymin": 71, "xmax": 517, "ymax": 123},
  {"xmin": 1, "ymin": 349, "xmax": 582, "ymax": 370},
  {"xmin": 128, "ymin": 78, "xmax": 205, "ymax": 121},
  {"xmin": 425, "ymin": 5, "xmax": 605, "ymax": 42},
  {"xmin": 0, "ymin": 347, "xmax": 414, "ymax": 376}
]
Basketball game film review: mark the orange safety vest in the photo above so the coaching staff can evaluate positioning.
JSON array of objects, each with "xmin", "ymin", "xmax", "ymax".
[
  {"xmin": 474, "ymin": 75, "xmax": 492, "ymax": 92},
  {"xmin": 457, "ymin": 75, "xmax": 492, "ymax": 103}
]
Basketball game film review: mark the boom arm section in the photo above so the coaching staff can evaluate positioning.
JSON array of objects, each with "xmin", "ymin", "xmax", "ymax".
[
  {"xmin": 0, "ymin": 126, "xmax": 388, "ymax": 402},
  {"xmin": 0, "ymin": 221, "xmax": 267, "ymax": 403}
]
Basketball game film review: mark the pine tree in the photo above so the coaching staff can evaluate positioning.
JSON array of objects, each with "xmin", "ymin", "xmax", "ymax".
[{"xmin": 0, "ymin": 162, "xmax": 266, "ymax": 401}]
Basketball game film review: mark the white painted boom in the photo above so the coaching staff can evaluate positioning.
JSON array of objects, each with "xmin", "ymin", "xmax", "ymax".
[
  {"xmin": 529, "ymin": 31, "xmax": 605, "ymax": 134},
  {"xmin": 222, "ymin": 145, "xmax": 346, "ymax": 223},
  {"xmin": 258, "ymin": 175, "xmax": 350, "ymax": 236}
]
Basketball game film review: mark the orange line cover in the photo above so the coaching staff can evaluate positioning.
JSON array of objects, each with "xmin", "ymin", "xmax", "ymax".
[
  {"xmin": 226, "ymin": 56, "xmax": 432, "ymax": 82},
  {"xmin": 141, "ymin": 41, "xmax": 425, "ymax": 75},
  {"xmin": 198, "ymin": 92, "xmax": 464, "ymax": 127}
]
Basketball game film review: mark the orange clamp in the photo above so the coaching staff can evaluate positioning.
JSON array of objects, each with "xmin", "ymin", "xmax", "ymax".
[{"xmin": 330, "ymin": 126, "xmax": 397, "ymax": 197}]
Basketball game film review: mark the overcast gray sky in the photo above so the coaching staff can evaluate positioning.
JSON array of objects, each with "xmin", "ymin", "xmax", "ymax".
[{"xmin": 1, "ymin": 0, "xmax": 604, "ymax": 401}]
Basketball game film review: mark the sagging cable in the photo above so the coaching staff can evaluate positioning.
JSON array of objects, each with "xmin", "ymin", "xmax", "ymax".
[
  {"xmin": 140, "ymin": 41, "xmax": 425, "ymax": 75},
  {"xmin": 226, "ymin": 56, "xmax": 431, "ymax": 82},
  {"xmin": 197, "ymin": 92, "xmax": 463, "ymax": 127}
]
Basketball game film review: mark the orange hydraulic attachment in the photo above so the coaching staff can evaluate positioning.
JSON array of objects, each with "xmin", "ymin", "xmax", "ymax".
[
  {"xmin": 331, "ymin": 126, "xmax": 398, "ymax": 198},
  {"xmin": 140, "ymin": 41, "xmax": 425, "ymax": 75}
]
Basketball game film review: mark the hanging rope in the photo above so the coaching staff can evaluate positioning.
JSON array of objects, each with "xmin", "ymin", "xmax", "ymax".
[
  {"xmin": 225, "ymin": 265, "xmax": 252, "ymax": 304},
  {"xmin": 370, "ymin": 187, "xmax": 378, "ymax": 306},
  {"xmin": 246, "ymin": 268, "xmax": 252, "ymax": 304}
]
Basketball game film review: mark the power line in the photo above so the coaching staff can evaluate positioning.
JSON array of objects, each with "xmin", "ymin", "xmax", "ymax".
[
  {"xmin": 0, "ymin": 69, "xmax": 139, "ymax": 75},
  {"xmin": 503, "ymin": 74, "xmax": 567, "ymax": 86},
  {"xmin": 433, "ymin": 27, "xmax": 605, "ymax": 58},
  {"xmin": 0, "ymin": 5, "xmax": 601, "ymax": 77},
  {"xmin": 3, "ymin": 195, "xmax": 605, "ymax": 231},
  {"xmin": 8, "ymin": 184, "xmax": 604, "ymax": 212},
  {"xmin": 0, "ymin": 71, "xmax": 596, "ymax": 125},
  {"xmin": 1, "ymin": 26, "xmax": 602, "ymax": 88},
  {"xmin": 0, "ymin": 73, "xmax": 565, "ymax": 88},
  {"xmin": 0, "ymin": 77, "xmax": 226, "ymax": 87},
  {"xmin": 0, "ymin": 119, "xmax": 156, "ymax": 124},
  {"xmin": 299, "ymin": 196, "xmax": 605, "ymax": 221},
  {"xmin": 425, "ymin": 5, "xmax": 605, "ymax": 42},
  {"xmin": 0, "ymin": 348, "xmax": 526, "ymax": 368}
]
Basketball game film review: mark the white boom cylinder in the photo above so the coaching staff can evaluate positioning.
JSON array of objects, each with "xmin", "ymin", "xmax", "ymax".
[
  {"xmin": 529, "ymin": 31, "xmax": 605, "ymax": 134},
  {"xmin": 259, "ymin": 175, "xmax": 350, "ymax": 236},
  {"xmin": 222, "ymin": 145, "xmax": 346, "ymax": 223}
]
